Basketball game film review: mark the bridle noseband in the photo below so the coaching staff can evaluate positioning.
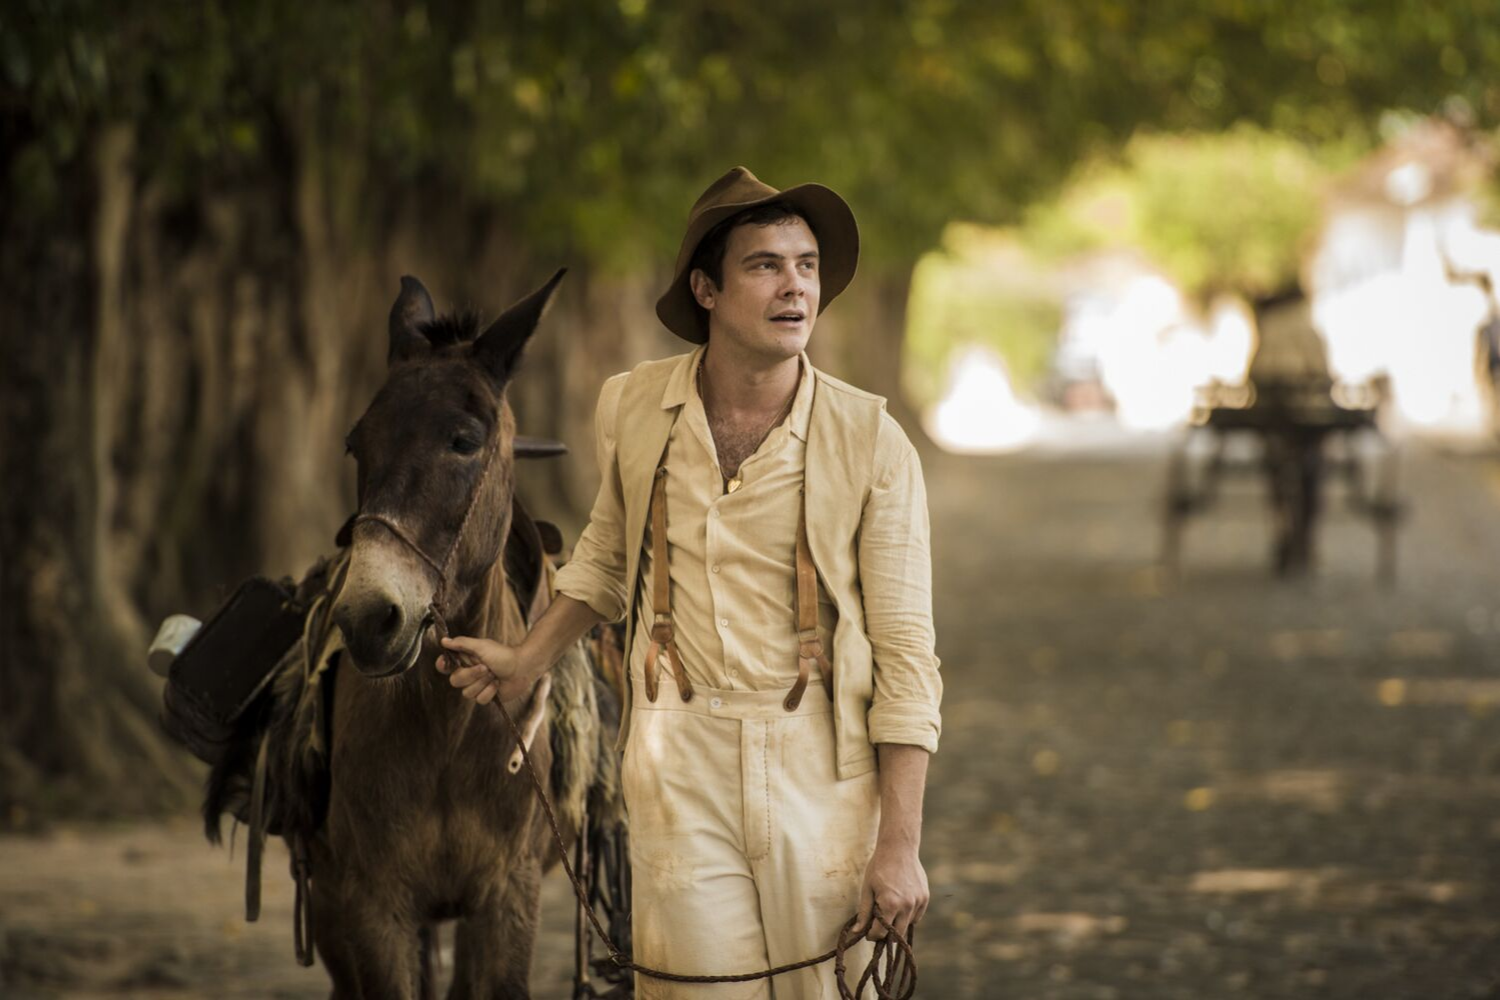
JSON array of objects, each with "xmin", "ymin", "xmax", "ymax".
[{"xmin": 348, "ymin": 434, "xmax": 504, "ymax": 645}]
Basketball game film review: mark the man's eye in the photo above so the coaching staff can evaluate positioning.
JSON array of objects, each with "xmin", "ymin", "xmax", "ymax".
[{"xmin": 451, "ymin": 435, "xmax": 482, "ymax": 456}]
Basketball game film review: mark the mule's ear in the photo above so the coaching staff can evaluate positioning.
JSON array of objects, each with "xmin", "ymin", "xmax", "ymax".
[
  {"xmin": 474, "ymin": 268, "xmax": 567, "ymax": 383},
  {"xmin": 388, "ymin": 275, "xmax": 436, "ymax": 364}
]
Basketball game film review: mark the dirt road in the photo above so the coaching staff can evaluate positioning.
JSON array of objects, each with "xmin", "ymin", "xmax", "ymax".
[{"xmin": 5, "ymin": 440, "xmax": 1500, "ymax": 998}]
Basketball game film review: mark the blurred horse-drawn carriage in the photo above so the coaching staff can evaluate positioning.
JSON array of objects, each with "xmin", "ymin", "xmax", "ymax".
[{"xmin": 1160, "ymin": 290, "xmax": 1404, "ymax": 582}]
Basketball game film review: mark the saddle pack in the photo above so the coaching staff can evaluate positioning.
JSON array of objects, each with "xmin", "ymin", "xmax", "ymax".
[{"xmin": 152, "ymin": 493, "xmax": 631, "ymax": 989}]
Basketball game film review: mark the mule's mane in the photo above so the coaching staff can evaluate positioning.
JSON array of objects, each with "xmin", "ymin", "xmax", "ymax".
[{"xmin": 417, "ymin": 311, "xmax": 485, "ymax": 350}]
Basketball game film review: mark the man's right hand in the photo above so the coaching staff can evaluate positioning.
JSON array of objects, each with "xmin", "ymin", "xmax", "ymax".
[
  {"xmin": 436, "ymin": 635, "xmax": 540, "ymax": 705},
  {"xmin": 435, "ymin": 595, "xmax": 607, "ymax": 706}
]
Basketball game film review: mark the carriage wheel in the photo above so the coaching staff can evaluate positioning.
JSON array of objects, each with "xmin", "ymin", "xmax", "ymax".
[
  {"xmin": 1160, "ymin": 444, "xmax": 1191, "ymax": 577},
  {"xmin": 1372, "ymin": 440, "xmax": 1402, "ymax": 586},
  {"xmin": 1265, "ymin": 430, "xmax": 1322, "ymax": 576}
]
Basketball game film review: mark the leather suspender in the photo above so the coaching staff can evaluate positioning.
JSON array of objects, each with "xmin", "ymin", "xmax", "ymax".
[
  {"xmin": 643, "ymin": 467, "xmax": 695, "ymax": 703},
  {"xmin": 787, "ymin": 489, "xmax": 835, "ymax": 711},
  {"xmin": 642, "ymin": 469, "xmax": 832, "ymax": 710}
]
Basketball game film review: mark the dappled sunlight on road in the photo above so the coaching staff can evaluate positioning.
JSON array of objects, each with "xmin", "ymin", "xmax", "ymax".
[{"xmin": 917, "ymin": 440, "xmax": 1500, "ymax": 997}]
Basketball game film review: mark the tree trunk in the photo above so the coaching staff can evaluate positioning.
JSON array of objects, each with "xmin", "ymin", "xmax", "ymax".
[
  {"xmin": 510, "ymin": 268, "xmax": 679, "ymax": 536},
  {"xmin": 0, "ymin": 125, "xmax": 201, "ymax": 824},
  {"xmin": 0, "ymin": 112, "xmax": 636, "ymax": 823},
  {"xmin": 810, "ymin": 264, "xmax": 928, "ymax": 448}
]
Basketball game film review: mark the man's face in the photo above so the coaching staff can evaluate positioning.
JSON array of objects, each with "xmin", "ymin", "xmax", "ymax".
[{"xmin": 692, "ymin": 216, "xmax": 821, "ymax": 362}]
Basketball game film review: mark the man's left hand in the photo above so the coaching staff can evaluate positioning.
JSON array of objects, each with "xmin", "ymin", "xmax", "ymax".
[{"xmin": 856, "ymin": 842, "xmax": 929, "ymax": 943}]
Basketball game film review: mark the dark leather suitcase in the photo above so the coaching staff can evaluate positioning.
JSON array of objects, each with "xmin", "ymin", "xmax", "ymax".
[{"xmin": 160, "ymin": 576, "xmax": 307, "ymax": 765}]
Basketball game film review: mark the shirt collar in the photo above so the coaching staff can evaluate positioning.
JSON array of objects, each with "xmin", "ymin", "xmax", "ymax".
[{"xmin": 661, "ymin": 345, "xmax": 815, "ymax": 443}]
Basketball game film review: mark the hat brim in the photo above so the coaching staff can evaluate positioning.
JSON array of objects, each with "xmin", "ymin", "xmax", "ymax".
[{"xmin": 655, "ymin": 183, "xmax": 860, "ymax": 344}]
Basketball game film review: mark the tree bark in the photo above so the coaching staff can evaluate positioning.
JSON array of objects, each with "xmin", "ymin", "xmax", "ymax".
[
  {"xmin": 510, "ymin": 268, "xmax": 679, "ymax": 536},
  {"xmin": 0, "ymin": 124, "xmax": 201, "ymax": 824},
  {"xmin": 809, "ymin": 264, "xmax": 928, "ymax": 448},
  {"xmin": 1, "ymin": 105, "xmax": 940, "ymax": 826},
  {"xmin": 0, "ymin": 112, "xmax": 638, "ymax": 822}
]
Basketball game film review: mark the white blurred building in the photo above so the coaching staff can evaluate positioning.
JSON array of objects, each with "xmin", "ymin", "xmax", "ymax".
[
  {"xmin": 921, "ymin": 119, "xmax": 1499, "ymax": 454},
  {"xmin": 1310, "ymin": 119, "xmax": 1497, "ymax": 436}
]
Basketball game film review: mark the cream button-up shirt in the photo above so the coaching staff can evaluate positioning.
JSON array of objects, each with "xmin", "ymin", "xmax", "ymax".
[
  {"xmin": 626, "ymin": 345, "xmax": 833, "ymax": 695},
  {"xmin": 555, "ymin": 347, "xmax": 941, "ymax": 755}
]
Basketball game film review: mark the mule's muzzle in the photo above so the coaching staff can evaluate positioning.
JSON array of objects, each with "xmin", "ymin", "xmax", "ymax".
[{"xmin": 332, "ymin": 593, "xmax": 430, "ymax": 677}]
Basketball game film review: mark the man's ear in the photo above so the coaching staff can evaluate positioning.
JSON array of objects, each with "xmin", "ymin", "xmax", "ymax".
[{"xmin": 689, "ymin": 268, "xmax": 717, "ymax": 310}]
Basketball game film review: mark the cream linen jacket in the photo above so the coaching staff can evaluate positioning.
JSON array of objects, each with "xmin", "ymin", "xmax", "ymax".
[{"xmin": 556, "ymin": 352, "xmax": 942, "ymax": 779}]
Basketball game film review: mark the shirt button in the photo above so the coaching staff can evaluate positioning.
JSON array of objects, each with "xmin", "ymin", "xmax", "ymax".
[
  {"xmin": 720, "ymin": 618, "xmax": 729, "ymax": 627},
  {"xmin": 712, "ymin": 509, "xmax": 721, "ymax": 519},
  {"xmin": 710, "ymin": 697, "xmax": 723, "ymax": 709},
  {"xmin": 712, "ymin": 564, "xmax": 721, "ymax": 574}
]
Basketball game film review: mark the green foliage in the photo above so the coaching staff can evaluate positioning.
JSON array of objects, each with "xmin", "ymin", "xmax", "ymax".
[
  {"xmin": 6, "ymin": 1, "xmax": 1499, "ymax": 264},
  {"xmin": 1025, "ymin": 126, "xmax": 1360, "ymax": 298},
  {"xmin": 1476, "ymin": 172, "xmax": 1500, "ymax": 231},
  {"xmin": 904, "ymin": 125, "xmax": 1374, "ymax": 403},
  {"xmin": 904, "ymin": 225, "xmax": 1062, "ymax": 407}
]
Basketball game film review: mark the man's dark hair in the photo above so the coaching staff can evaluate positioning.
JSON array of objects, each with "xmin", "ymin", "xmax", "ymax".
[{"xmin": 689, "ymin": 201, "xmax": 817, "ymax": 290}]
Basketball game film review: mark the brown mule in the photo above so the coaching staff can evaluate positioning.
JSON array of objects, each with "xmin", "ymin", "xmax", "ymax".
[{"xmin": 310, "ymin": 271, "xmax": 613, "ymax": 999}]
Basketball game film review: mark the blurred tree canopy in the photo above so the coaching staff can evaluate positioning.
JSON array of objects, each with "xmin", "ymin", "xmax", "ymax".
[
  {"xmin": 905, "ymin": 226, "xmax": 1062, "ymax": 406},
  {"xmin": 1023, "ymin": 125, "xmax": 1359, "ymax": 299},
  {"xmin": 903, "ymin": 127, "xmax": 1352, "ymax": 407},
  {"xmin": 8, "ymin": 0, "xmax": 1500, "ymax": 268},
  {"xmin": 5, "ymin": 0, "xmax": 1500, "ymax": 821}
]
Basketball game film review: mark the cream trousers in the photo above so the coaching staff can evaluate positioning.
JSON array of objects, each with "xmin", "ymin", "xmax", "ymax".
[{"xmin": 623, "ymin": 677, "xmax": 880, "ymax": 999}]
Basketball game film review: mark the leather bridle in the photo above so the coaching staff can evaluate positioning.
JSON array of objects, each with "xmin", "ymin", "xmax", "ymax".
[{"xmin": 348, "ymin": 431, "xmax": 507, "ymax": 645}]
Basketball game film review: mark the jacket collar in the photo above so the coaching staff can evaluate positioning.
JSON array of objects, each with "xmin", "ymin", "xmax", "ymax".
[{"xmin": 658, "ymin": 346, "xmax": 702, "ymax": 410}]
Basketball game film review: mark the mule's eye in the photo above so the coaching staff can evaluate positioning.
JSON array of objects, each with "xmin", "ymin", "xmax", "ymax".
[{"xmin": 451, "ymin": 434, "xmax": 482, "ymax": 456}]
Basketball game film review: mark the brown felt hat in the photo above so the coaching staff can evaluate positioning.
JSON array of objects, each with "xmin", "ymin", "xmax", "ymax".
[{"xmin": 655, "ymin": 166, "xmax": 860, "ymax": 344}]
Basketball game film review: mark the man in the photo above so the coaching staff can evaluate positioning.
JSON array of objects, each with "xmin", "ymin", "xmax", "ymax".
[{"xmin": 438, "ymin": 166, "xmax": 942, "ymax": 998}]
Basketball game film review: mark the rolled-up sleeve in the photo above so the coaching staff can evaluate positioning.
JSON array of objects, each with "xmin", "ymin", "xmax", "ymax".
[
  {"xmin": 554, "ymin": 374, "xmax": 630, "ymax": 622},
  {"xmin": 859, "ymin": 414, "xmax": 943, "ymax": 753}
]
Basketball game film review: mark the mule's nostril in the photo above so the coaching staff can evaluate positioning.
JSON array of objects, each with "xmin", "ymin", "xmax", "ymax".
[
  {"xmin": 379, "ymin": 602, "xmax": 403, "ymax": 637},
  {"xmin": 332, "ymin": 603, "xmax": 355, "ymax": 641}
]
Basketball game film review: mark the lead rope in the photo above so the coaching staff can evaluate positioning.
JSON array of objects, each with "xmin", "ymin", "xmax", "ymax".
[
  {"xmin": 362, "ymin": 434, "xmax": 918, "ymax": 998},
  {"xmin": 435, "ymin": 596, "xmax": 915, "ymax": 998}
]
